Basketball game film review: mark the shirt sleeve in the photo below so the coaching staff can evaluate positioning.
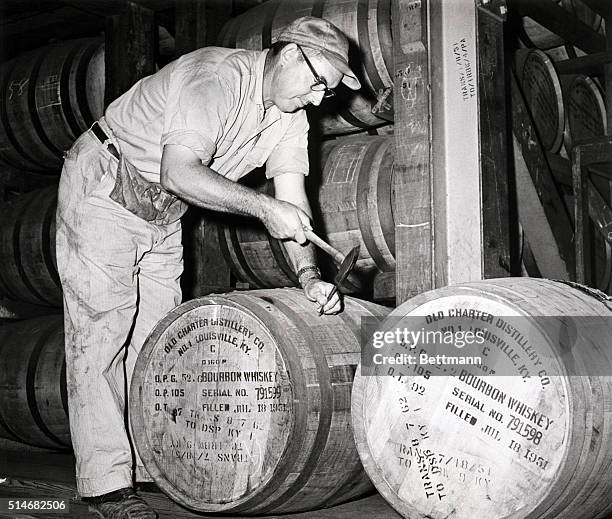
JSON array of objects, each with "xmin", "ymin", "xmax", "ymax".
[
  {"xmin": 161, "ymin": 64, "xmax": 233, "ymax": 164},
  {"xmin": 265, "ymin": 110, "xmax": 310, "ymax": 179}
]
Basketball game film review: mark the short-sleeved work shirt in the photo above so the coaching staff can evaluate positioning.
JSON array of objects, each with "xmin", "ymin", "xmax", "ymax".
[{"xmin": 105, "ymin": 47, "xmax": 309, "ymax": 183}]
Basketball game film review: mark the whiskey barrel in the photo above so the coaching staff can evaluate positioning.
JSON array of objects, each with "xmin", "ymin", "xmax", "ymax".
[
  {"xmin": 0, "ymin": 186, "xmax": 62, "ymax": 307},
  {"xmin": 220, "ymin": 136, "xmax": 394, "ymax": 293},
  {"xmin": 0, "ymin": 38, "xmax": 104, "ymax": 172},
  {"xmin": 563, "ymin": 75, "xmax": 607, "ymax": 152},
  {"xmin": 130, "ymin": 288, "xmax": 389, "ymax": 514},
  {"xmin": 351, "ymin": 278, "xmax": 612, "ymax": 519},
  {"xmin": 517, "ymin": 50, "xmax": 564, "ymax": 153},
  {"xmin": 0, "ymin": 315, "xmax": 70, "ymax": 450},
  {"xmin": 218, "ymin": 0, "xmax": 393, "ymax": 135}
]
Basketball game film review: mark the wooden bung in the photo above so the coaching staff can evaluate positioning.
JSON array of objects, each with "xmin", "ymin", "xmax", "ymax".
[
  {"xmin": 130, "ymin": 288, "xmax": 389, "ymax": 514},
  {"xmin": 217, "ymin": 0, "xmax": 394, "ymax": 135},
  {"xmin": 220, "ymin": 135, "xmax": 394, "ymax": 293},
  {"xmin": 351, "ymin": 277, "xmax": 612, "ymax": 519},
  {"xmin": 0, "ymin": 38, "xmax": 104, "ymax": 172},
  {"xmin": 0, "ymin": 315, "xmax": 69, "ymax": 450},
  {"xmin": 0, "ymin": 186, "xmax": 62, "ymax": 308}
]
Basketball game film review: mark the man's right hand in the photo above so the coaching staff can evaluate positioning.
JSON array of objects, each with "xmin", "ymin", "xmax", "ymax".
[{"xmin": 262, "ymin": 199, "xmax": 312, "ymax": 245}]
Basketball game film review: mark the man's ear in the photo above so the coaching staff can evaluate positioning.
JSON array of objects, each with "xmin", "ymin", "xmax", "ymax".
[{"xmin": 279, "ymin": 43, "xmax": 299, "ymax": 66}]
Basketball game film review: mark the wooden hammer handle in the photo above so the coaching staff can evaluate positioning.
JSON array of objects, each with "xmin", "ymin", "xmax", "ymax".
[{"xmin": 303, "ymin": 229, "xmax": 344, "ymax": 264}]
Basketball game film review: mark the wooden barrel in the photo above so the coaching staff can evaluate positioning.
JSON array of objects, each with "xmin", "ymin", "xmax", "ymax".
[
  {"xmin": 0, "ymin": 38, "xmax": 104, "ymax": 172},
  {"xmin": 130, "ymin": 288, "xmax": 389, "ymax": 514},
  {"xmin": 519, "ymin": 0, "xmax": 604, "ymax": 51},
  {"xmin": 351, "ymin": 278, "xmax": 612, "ymax": 519},
  {"xmin": 218, "ymin": 0, "xmax": 393, "ymax": 135},
  {"xmin": 0, "ymin": 186, "xmax": 62, "ymax": 307},
  {"xmin": 0, "ymin": 315, "xmax": 70, "ymax": 450},
  {"xmin": 517, "ymin": 49, "xmax": 565, "ymax": 153},
  {"xmin": 563, "ymin": 75, "xmax": 607, "ymax": 152},
  {"xmin": 220, "ymin": 135, "xmax": 394, "ymax": 293}
]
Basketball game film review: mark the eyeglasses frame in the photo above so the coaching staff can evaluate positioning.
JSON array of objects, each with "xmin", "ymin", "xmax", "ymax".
[{"xmin": 296, "ymin": 45, "xmax": 336, "ymax": 99}]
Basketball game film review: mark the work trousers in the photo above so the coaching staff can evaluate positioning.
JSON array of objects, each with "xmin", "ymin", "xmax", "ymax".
[{"xmin": 56, "ymin": 123, "xmax": 183, "ymax": 497}]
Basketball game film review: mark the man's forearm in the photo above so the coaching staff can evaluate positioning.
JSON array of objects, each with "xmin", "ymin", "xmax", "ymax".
[{"xmin": 162, "ymin": 160, "xmax": 272, "ymax": 220}]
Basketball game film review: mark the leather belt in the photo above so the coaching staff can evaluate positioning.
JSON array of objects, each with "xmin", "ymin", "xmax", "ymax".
[{"xmin": 91, "ymin": 122, "xmax": 120, "ymax": 159}]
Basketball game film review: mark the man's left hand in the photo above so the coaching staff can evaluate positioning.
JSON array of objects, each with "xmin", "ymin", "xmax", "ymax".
[{"xmin": 303, "ymin": 279, "xmax": 342, "ymax": 315}]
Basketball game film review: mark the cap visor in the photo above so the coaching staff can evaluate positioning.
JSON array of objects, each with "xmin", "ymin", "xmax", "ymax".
[{"xmin": 321, "ymin": 52, "xmax": 361, "ymax": 90}]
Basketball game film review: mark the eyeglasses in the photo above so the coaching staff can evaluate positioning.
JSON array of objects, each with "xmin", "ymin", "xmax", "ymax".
[{"xmin": 297, "ymin": 45, "xmax": 336, "ymax": 99}]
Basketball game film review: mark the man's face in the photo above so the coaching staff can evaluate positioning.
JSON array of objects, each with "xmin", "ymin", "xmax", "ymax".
[{"xmin": 272, "ymin": 45, "xmax": 343, "ymax": 113}]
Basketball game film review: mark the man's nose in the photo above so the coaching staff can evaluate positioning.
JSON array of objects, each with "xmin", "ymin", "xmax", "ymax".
[{"xmin": 308, "ymin": 90, "xmax": 325, "ymax": 106}]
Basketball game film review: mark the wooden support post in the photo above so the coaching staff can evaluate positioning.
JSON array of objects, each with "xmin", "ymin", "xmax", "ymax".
[
  {"xmin": 574, "ymin": 146, "xmax": 591, "ymax": 284},
  {"xmin": 477, "ymin": 1, "xmax": 513, "ymax": 277},
  {"xmin": 572, "ymin": 138, "xmax": 612, "ymax": 291},
  {"xmin": 174, "ymin": 0, "xmax": 233, "ymax": 298},
  {"xmin": 104, "ymin": 2, "xmax": 156, "ymax": 107},
  {"xmin": 392, "ymin": 0, "xmax": 433, "ymax": 305},
  {"xmin": 429, "ymin": 0, "xmax": 484, "ymax": 286}
]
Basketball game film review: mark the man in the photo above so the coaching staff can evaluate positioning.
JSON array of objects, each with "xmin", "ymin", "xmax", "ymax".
[{"xmin": 56, "ymin": 16, "xmax": 361, "ymax": 519}]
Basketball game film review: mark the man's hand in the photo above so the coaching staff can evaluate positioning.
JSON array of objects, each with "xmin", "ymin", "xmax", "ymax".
[
  {"xmin": 262, "ymin": 199, "xmax": 312, "ymax": 244},
  {"xmin": 303, "ymin": 278, "xmax": 342, "ymax": 315}
]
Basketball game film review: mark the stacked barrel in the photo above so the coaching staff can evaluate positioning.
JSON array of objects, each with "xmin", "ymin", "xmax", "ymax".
[
  {"xmin": 352, "ymin": 278, "xmax": 612, "ymax": 519},
  {"xmin": 217, "ymin": 0, "xmax": 396, "ymax": 301},
  {"xmin": 0, "ymin": 38, "xmax": 105, "ymax": 451},
  {"xmin": 513, "ymin": 0, "xmax": 610, "ymax": 295}
]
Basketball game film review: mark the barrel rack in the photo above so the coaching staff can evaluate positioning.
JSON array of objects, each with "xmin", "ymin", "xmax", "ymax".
[{"xmin": 509, "ymin": 0, "xmax": 612, "ymax": 294}]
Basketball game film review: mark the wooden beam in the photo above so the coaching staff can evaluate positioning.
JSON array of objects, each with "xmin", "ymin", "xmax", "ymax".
[
  {"xmin": 579, "ymin": 0, "xmax": 612, "ymax": 21},
  {"xmin": 511, "ymin": 69, "xmax": 575, "ymax": 277},
  {"xmin": 174, "ymin": 0, "xmax": 232, "ymax": 56},
  {"xmin": 60, "ymin": 0, "xmax": 175, "ymax": 14},
  {"xmin": 477, "ymin": 2, "xmax": 513, "ymax": 278},
  {"xmin": 392, "ymin": 0, "xmax": 432, "ymax": 304},
  {"xmin": 429, "ymin": 0, "xmax": 484, "ymax": 285},
  {"xmin": 573, "ymin": 145, "xmax": 591, "ymax": 283},
  {"xmin": 510, "ymin": 0, "xmax": 606, "ymax": 54},
  {"xmin": 104, "ymin": 1, "xmax": 156, "ymax": 107},
  {"xmin": 555, "ymin": 52, "xmax": 612, "ymax": 76},
  {"xmin": 514, "ymin": 135, "xmax": 571, "ymax": 279},
  {"xmin": 181, "ymin": 209, "xmax": 232, "ymax": 299},
  {"xmin": 605, "ymin": 11, "xmax": 612, "ymax": 135},
  {"xmin": 572, "ymin": 138, "xmax": 612, "ymax": 287}
]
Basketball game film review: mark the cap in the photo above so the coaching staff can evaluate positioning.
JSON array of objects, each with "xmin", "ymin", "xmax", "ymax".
[{"xmin": 277, "ymin": 16, "xmax": 361, "ymax": 90}]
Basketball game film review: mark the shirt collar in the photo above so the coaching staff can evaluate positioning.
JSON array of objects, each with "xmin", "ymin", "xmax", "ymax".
[{"xmin": 252, "ymin": 48, "xmax": 269, "ymax": 108}]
